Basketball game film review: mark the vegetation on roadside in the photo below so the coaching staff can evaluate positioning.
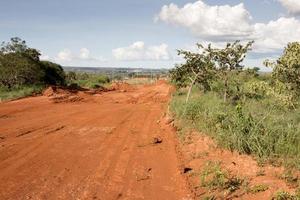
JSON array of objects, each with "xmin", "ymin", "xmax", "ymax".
[
  {"xmin": 0, "ymin": 37, "xmax": 66, "ymax": 100},
  {"xmin": 0, "ymin": 84, "xmax": 45, "ymax": 101},
  {"xmin": 0, "ymin": 37, "xmax": 112, "ymax": 101},
  {"xmin": 200, "ymin": 161, "xmax": 243, "ymax": 193},
  {"xmin": 66, "ymin": 71, "xmax": 111, "ymax": 89},
  {"xmin": 272, "ymin": 189, "xmax": 300, "ymax": 200},
  {"xmin": 170, "ymin": 41, "xmax": 300, "ymax": 170}
]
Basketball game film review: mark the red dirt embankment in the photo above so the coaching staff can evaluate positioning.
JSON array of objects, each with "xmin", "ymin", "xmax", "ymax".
[
  {"xmin": 179, "ymin": 131, "xmax": 297, "ymax": 199},
  {"xmin": 0, "ymin": 82, "xmax": 192, "ymax": 200}
]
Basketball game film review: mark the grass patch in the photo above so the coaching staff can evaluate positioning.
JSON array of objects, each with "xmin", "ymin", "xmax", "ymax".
[
  {"xmin": 0, "ymin": 85, "xmax": 45, "ymax": 101},
  {"xmin": 67, "ymin": 73, "xmax": 110, "ymax": 89},
  {"xmin": 248, "ymin": 184, "xmax": 269, "ymax": 193},
  {"xmin": 272, "ymin": 190, "xmax": 300, "ymax": 200},
  {"xmin": 170, "ymin": 88, "xmax": 300, "ymax": 169},
  {"xmin": 279, "ymin": 169, "xmax": 299, "ymax": 187},
  {"xmin": 200, "ymin": 161, "xmax": 243, "ymax": 193},
  {"xmin": 202, "ymin": 195, "xmax": 216, "ymax": 200}
]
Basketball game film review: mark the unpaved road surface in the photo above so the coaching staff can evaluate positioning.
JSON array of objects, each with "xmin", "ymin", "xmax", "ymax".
[{"xmin": 0, "ymin": 82, "xmax": 191, "ymax": 200}]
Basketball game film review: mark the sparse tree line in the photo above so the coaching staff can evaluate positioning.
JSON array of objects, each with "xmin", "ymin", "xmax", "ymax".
[
  {"xmin": 171, "ymin": 40, "xmax": 300, "ymax": 109},
  {"xmin": 170, "ymin": 40, "xmax": 300, "ymax": 168}
]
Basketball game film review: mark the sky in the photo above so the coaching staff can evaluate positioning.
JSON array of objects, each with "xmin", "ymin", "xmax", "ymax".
[{"xmin": 1, "ymin": 0, "xmax": 300, "ymax": 70}]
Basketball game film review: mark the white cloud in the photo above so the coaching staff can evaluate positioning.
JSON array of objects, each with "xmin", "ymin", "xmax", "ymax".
[
  {"xmin": 56, "ymin": 49, "xmax": 73, "ymax": 62},
  {"xmin": 252, "ymin": 17, "xmax": 300, "ymax": 53},
  {"xmin": 278, "ymin": 0, "xmax": 300, "ymax": 15},
  {"xmin": 156, "ymin": 1, "xmax": 300, "ymax": 55},
  {"xmin": 112, "ymin": 41, "xmax": 171, "ymax": 61},
  {"xmin": 79, "ymin": 48, "xmax": 90, "ymax": 59},
  {"xmin": 40, "ymin": 53, "xmax": 50, "ymax": 61},
  {"xmin": 54, "ymin": 48, "xmax": 106, "ymax": 64},
  {"xmin": 156, "ymin": 1, "xmax": 253, "ymax": 39}
]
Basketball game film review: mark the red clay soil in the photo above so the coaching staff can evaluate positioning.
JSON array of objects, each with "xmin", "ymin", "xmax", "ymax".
[
  {"xmin": 0, "ymin": 82, "xmax": 192, "ymax": 200},
  {"xmin": 178, "ymin": 130, "xmax": 298, "ymax": 199},
  {"xmin": 0, "ymin": 82, "xmax": 295, "ymax": 200}
]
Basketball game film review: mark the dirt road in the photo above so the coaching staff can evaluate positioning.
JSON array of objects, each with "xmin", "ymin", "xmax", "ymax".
[{"xmin": 0, "ymin": 82, "xmax": 191, "ymax": 200}]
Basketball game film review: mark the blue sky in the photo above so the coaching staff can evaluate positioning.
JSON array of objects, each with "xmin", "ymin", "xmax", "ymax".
[{"xmin": 1, "ymin": 0, "xmax": 299, "ymax": 69}]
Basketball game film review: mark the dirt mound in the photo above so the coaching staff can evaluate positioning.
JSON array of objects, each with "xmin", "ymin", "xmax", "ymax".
[
  {"xmin": 43, "ymin": 86, "xmax": 56, "ymax": 97},
  {"xmin": 49, "ymin": 94, "xmax": 84, "ymax": 103},
  {"xmin": 110, "ymin": 82, "xmax": 134, "ymax": 92},
  {"xmin": 176, "ymin": 130, "xmax": 296, "ymax": 199},
  {"xmin": 156, "ymin": 79, "xmax": 167, "ymax": 85},
  {"xmin": 84, "ymin": 85, "xmax": 109, "ymax": 95},
  {"xmin": 43, "ymin": 85, "xmax": 112, "ymax": 103},
  {"xmin": 43, "ymin": 86, "xmax": 76, "ymax": 96},
  {"xmin": 43, "ymin": 86, "xmax": 84, "ymax": 103}
]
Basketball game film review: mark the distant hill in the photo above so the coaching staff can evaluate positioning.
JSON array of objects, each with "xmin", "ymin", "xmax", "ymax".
[{"xmin": 63, "ymin": 66, "xmax": 169, "ymax": 74}]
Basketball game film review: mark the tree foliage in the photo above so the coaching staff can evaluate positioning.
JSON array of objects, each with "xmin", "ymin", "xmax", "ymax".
[
  {"xmin": 205, "ymin": 41, "xmax": 254, "ymax": 102},
  {"xmin": 170, "ymin": 40, "xmax": 254, "ymax": 103},
  {"xmin": 170, "ymin": 45, "xmax": 216, "ymax": 103},
  {"xmin": 269, "ymin": 42, "xmax": 300, "ymax": 94},
  {"xmin": 0, "ymin": 37, "xmax": 65, "ymax": 89},
  {"xmin": 40, "ymin": 61, "xmax": 66, "ymax": 85}
]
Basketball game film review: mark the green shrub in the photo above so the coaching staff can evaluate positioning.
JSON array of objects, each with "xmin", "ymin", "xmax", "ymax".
[
  {"xmin": 40, "ymin": 61, "xmax": 65, "ymax": 85},
  {"xmin": 0, "ymin": 85, "xmax": 45, "ymax": 101},
  {"xmin": 248, "ymin": 184, "xmax": 269, "ymax": 193},
  {"xmin": 200, "ymin": 161, "xmax": 243, "ymax": 193},
  {"xmin": 0, "ymin": 37, "xmax": 66, "ymax": 88},
  {"xmin": 67, "ymin": 72, "xmax": 110, "ymax": 89},
  {"xmin": 272, "ymin": 190, "xmax": 296, "ymax": 200}
]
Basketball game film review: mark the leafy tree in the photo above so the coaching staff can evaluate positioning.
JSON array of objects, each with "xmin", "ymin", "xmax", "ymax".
[
  {"xmin": 66, "ymin": 71, "xmax": 77, "ymax": 82},
  {"xmin": 170, "ymin": 45, "xmax": 216, "ymax": 103},
  {"xmin": 40, "ymin": 61, "xmax": 66, "ymax": 85},
  {"xmin": 1, "ymin": 37, "xmax": 28, "ymax": 54},
  {"xmin": 243, "ymin": 67, "xmax": 260, "ymax": 77},
  {"xmin": 267, "ymin": 42, "xmax": 300, "ymax": 94},
  {"xmin": 206, "ymin": 40, "xmax": 254, "ymax": 102},
  {"xmin": 169, "ymin": 64, "xmax": 189, "ymax": 88},
  {"xmin": 0, "ymin": 37, "xmax": 66, "ymax": 88},
  {"xmin": 0, "ymin": 52, "xmax": 44, "ymax": 88}
]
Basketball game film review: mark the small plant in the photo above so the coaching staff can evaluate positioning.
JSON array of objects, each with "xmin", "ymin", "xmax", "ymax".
[
  {"xmin": 256, "ymin": 169, "xmax": 266, "ymax": 176},
  {"xmin": 200, "ymin": 161, "xmax": 227, "ymax": 190},
  {"xmin": 272, "ymin": 190, "xmax": 296, "ymax": 200},
  {"xmin": 200, "ymin": 161, "xmax": 243, "ymax": 193},
  {"xmin": 202, "ymin": 195, "xmax": 216, "ymax": 200},
  {"xmin": 280, "ymin": 169, "xmax": 299, "ymax": 187},
  {"xmin": 248, "ymin": 184, "xmax": 269, "ymax": 193}
]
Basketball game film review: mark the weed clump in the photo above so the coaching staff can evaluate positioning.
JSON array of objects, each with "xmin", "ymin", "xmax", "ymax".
[
  {"xmin": 272, "ymin": 190, "xmax": 299, "ymax": 200},
  {"xmin": 200, "ymin": 161, "xmax": 243, "ymax": 193},
  {"xmin": 248, "ymin": 184, "xmax": 269, "ymax": 193}
]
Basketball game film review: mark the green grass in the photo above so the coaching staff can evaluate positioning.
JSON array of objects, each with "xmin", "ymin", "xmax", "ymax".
[
  {"xmin": 69, "ymin": 74, "xmax": 110, "ymax": 89},
  {"xmin": 200, "ymin": 161, "xmax": 243, "ymax": 193},
  {"xmin": 248, "ymin": 184, "xmax": 269, "ymax": 193},
  {"xmin": 272, "ymin": 190, "xmax": 300, "ymax": 200},
  {"xmin": 170, "ymin": 87, "xmax": 300, "ymax": 169},
  {"xmin": 0, "ymin": 85, "xmax": 45, "ymax": 101}
]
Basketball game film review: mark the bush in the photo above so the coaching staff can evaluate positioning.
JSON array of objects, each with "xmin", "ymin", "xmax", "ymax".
[
  {"xmin": 0, "ymin": 37, "xmax": 66, "ymax": 89},
  {"xmin": 0, "ymin": 85, "xmax": 45, "ymax": 101},
  {"xmin": 0, "ymin": 53, "xmax": 45, "ymax": 88},
  {"xmin": 271, "ymin": 42, "xmax": 300, "ymax": 94},
  {"xmin": 66, "ymin": 72, "xmax": 110, "ymax": 89},
  {"xmin": 40, "ymin": 61, "xmax": 66, "ymax": 85}
]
